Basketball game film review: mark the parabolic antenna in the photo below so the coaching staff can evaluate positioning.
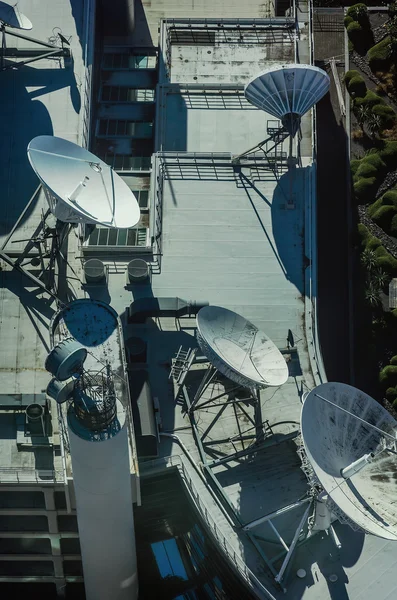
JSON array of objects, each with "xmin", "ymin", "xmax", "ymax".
[
  {"xmin": 196, "ymin": 306, "xmax": 288, "ymax": 389},
  {"xmin": 27, "ymin": 136, "xmax": 140, "ymax": 228},
  {"xmin": 0, "ymin": 2, "xmax": 32, "ymax": 29},
  {"xmin": 244, "ymin": 64, "xmax": 330, "ymax": 137},
  {"xmin": 301, "ymin": 382, "xmax": 397, "ymax": 540}
]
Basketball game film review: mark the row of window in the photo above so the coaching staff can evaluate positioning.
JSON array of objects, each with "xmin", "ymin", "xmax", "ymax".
[
  {"xmin": 0, "ymin": 514, "xmax": 78, "ymax": 532},
  {"xmin": 101, "ymin": 86, "xmax": 155, "ymax": 103},
  {"xmin": 0, "ymin": 537, "xmax": 80, "ymax": 555},
  {"xmin": 87, "ymin": 226, "xmax": 148, "ymax": 247},
  {"xmin": 97, "ymin": 119, "xmax": 153, "ymax": 138},
  {"xmin": 103, "ymin": 53, "xmax": 156, "ymax": 70}
]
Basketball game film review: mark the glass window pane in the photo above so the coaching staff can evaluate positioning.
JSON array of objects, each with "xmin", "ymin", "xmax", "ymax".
[
  {"xmin": 107, "ymin": 121, "xmax": 117, "ymax": 135},
  {"xmin": 98, "ymin": 120, "xmax": 107, "ymax": 135},
  {"xmin": 116, "ymin": 121, "xmax": 126, "ymax": 135},
  {"xmin": 119, "ymin": 88, "xmax": 128, "ymax": 102},
  {"xmin": 88, "ymin": 228, "xmax": 99, "ymax": 245},
  {"xmin": 110, "ymin": 87, "xmax": 119, "ymax": 101},
  {"xmin": 98, "ymin": 228, "xmax": 108, "ymax": 245},
  {"xmin": 102, "ymin": 86, "xmax": 110, "ymax": 101},
  {"xmin": 127, "ymin": 229, "xmax": 137, "ymax": 246},
  {"xmin": 121, "ymin": 54, "xmax": 129, "ymax": 68},
  {"xmin": 139, "ymin": 191, "xmax": 149, "ymax": 208},
  {"xmin": 117, "ymin": 229, "xmax": 127, "ymax": 245},
  {"xmin": 108, "ymin": 229, "xmax": 117, "ymax": 245}
]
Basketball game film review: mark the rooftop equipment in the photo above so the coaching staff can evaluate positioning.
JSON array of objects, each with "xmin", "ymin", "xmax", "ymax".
[
  {"xmin": 27, "ymin": 136, "xmax": 140, "ymax": 227},
  {"xmin": 301, "ymin": 382, "xmax": 397, "ymax": 540},
  {"xmin": 127, "ymin": 258, "xmax": 150, "ymax": 283},
  {"xmin": 45, "ymin": 338, "xmax": 87, "ymax": 381},
  {"xmin": 84, "ymin": 258, "xmax": 106, "ymax": 284},
  {"xmin": 196, "ymin": 305, "xmax": 288, "ymax": 390},
  {"xmin": 244, "ymin": 64, "xmax": 330, "ymax": 137}
]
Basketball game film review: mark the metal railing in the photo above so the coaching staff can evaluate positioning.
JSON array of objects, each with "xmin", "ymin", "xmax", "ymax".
[
  {"xmin": 140, "ymin": 455, "xmax": 276, "ymax": 600},
  {"xmin": 81, "ymin": 0, "xmax": 96, "ymax": 149},
  {"xmin": 0, "ymin": 468, "xmax": 64, "ymax": 484}
]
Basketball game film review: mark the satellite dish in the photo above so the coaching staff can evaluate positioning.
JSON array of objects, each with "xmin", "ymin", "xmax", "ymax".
[
  {"xmin": 46, "ymin": 377, "xmax": 76, "ymax": 405},
  {"xmin": 45, "ymin": 338, "xmax": 87, "ymax": 381},
  {"xmin": 196, "ymin": 306, "xmax": 288, "ymax": 389},
  {"xmin": 244, "ymin": 64, "xmax": 330, "ymax": 136},
  {"xmin": 0, "ymin": 2, "xmax": 32, "ymax": 30},
  {"xmin": 27, "ymin": 136, "xmax": 140, "ymax": 228},
  {"xmin": 301, "ymin": 382, "xmax": 397, "ymax": 540}
]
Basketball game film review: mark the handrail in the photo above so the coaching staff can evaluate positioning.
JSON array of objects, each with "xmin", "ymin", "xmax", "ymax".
[
  {"xmin": 0, "ymin": 468, "xmax": 64, "ymax": 483},
  {"xmin": 80, "ymin": 0, "xmax": 96, "ymax": 149}
]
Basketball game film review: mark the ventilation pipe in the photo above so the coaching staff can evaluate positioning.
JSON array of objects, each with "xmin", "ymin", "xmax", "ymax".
[{"xmin": 128, "ymin": 297, "xmax": 209, "ymax": 324}]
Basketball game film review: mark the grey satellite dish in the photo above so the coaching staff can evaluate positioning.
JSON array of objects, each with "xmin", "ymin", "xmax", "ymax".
[
  {"xmin": 46, "ymin": 376, "xmax": 76, "ymax": 405},
  {"xmin": 0, "ymin": 2, "xmax": 32, "ymax": 30},
  {"xmin": 27, "ymin": 136, "xmax": 140, "ymax": 228},
  {"xmin": 301, "ymin": 382, "xmax": 397, "ymax": 540},
  {"xmin": 244, "ymin": 64, "xmax": 330, "ymax": 137},
  {"xmin": 196, "ymin": 306, "xmax": 288, "ymax": 389},
  {"xmin": 45, "ymin": 338, "xmax": 87, "ymax": 382}
]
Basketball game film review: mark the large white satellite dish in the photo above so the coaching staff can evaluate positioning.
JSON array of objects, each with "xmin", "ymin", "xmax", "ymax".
[
  {"xmin": 244, "ymin": 64, "xmax": 330, "ymax": 136},
  {"xmin": 196, "ymin": 306, "xmax": 288, "ymax": 389},
  {"xmin": 27, "ymin": 136, "xmax": 140, "ymax": 228},
  {"xmin": 301, "ymin": 382, "xmax": 397, "ymax": 540},
  {"xmin": 0, "ymin": 2, "xmax": 32, "ymax": 30}
]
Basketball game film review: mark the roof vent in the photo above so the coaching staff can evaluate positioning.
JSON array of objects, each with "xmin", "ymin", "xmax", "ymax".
[
  {"xmin": 127, "ymin": 259, "xmax": 149, "ymax": 284},
  {"xmin": 84, "ymin": 258, "xmax": 107, "ymax": 284}
]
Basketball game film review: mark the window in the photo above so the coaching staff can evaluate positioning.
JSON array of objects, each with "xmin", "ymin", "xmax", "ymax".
[
  {"xmin": 103, "ymin": 154, "xmax": 152, "ymax": 172},
  {"xmin": 151, "ymin": 539, "xmax": 188, "ymax": 581},
  {"xmin": 102, "ymin": 53, "xmax": 156, "ymax": 70},
  {"xmin": 98, "ymin": 119, "xmax": 153, "ymax": 139},
  {"xmin": 101, "ymin": 86, "xmax": 155, "ymax": 103},
  {"xmin": 88, "ymin": 226, "xmax": 148, "ymax": 247}
]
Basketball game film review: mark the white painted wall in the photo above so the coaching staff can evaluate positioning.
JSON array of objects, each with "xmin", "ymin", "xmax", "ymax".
[{"xmin": 68, "ymin": 422, "xmax": 138, "ymax": 600}]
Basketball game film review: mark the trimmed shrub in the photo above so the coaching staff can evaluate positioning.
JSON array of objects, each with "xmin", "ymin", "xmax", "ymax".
[
  {"xmin": 353, "ymin": 90, "xmax": 384, "ymax": 109},
  {"xmin": 382, "ymin": 190, "xmax": 397, "ymax": 207},
  {"xmin": 372, "ymin": 103, "xmax": 396, "ymax": 128},
  {"xmin": 368, "ymin": 197, "xmax": 383, "ymax": 218},
  {"xmin": 350, "ymin": 159, "xmax": 361, "ymax": 178},
  {"xmin": 344, "ymin": 69, "xmax": 361, "ymax": 85},
  {"xmin": 391, "ymin": 213, "xmax": 397, "ymax": 236},
  {"xmin": 366, "ymin": 235, "xmax": 382, "ymax": 251},
  {"xmin": 357, "ymin": 223, "xmax": 370, "ymax": 244},
  {"xmin": 344, "ymin": 15, "xmax": 354, "ymax": 27},
  {"xmin": 347, "ymin": 21, "xmax": 364, "ymax": 43},
  {"xmin": 353, "ymin": 176, "xmax": 377, "ymax": 202},
  {"xmin": 379, "ymin": 364, "xmax": 397, "ymax": 386},
  {"xmin": 368, "ymin": 37, "xmax": 392, "ymax": 71},
  {"xmin": 348, "ymin": 75, "xmax": 367, "ymax": 98},
  {"xmin": 361, "ymin": 152, "xmax": 386, "ymax": 171},
  {"xmin": 380, "ymin": 141, "xmax": 397, "ymax": 167},
  {"xmin": 376, "ymin": 252, "xmax": 397, "ymax": 274},
  {"xmin": 386, "ymin": 386, "xmax": 397, "ymax": 401},
  {"xmin": 390, "ymin": 356, "xmax": 397, "ymax": 365},
  {"xmin": 371, "ymin": 204, "xmax": 397, "ymax": 230},
  {"xmin": 356, "ymin": 162, "xmax": 378, "ymax": 179},
  {"xmin": 346, "ymin": 3, "xmax": 368, "ymax": 18}
]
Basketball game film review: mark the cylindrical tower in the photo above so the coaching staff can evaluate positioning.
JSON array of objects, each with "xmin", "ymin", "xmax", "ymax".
[{"xmin": 67, "ymin": 371, "xmax": 138, "ymax": 600}]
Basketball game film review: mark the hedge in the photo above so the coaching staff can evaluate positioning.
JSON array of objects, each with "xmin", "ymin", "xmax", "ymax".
[
  {"xmin": 350, "ymin": 159, "xmax": 361, "ymax": 178},
  {"xmin": 386, "ymin": 386, "xmax": 397, "ymax": 401},
  {"xmin": 371, "ymin": 204, "xmax": 397, "ymax": 230},
  {"xmin": 380, "ymin": 141, "xmax": 397, "ymax": 167},
  {"xmin": 372, "ymin": 103, "xmax": 396, "ymax": 128},
  {"xmin": 379, "ymin": 364, "xmax": 397, "ymax": 386},
  {"xmin": 356, "ymin": 162, "xmax": 378, "ymax": 179},
  {"xmin": 361, "ymin": 152, "xmax": 386, "ymax": 171},
  {"xmin": 391, "ymin": 213, "xmax": 397, "ymax": 236},
  {"xmin": 390, "ymin": 356, "xmax": 397, "ymax": 365},
  {"xmin": 353, "ymin": 176, "xmax": 377, "ymax": 202},
  {"xmin": 368, "ymin": 37, "xmax": 391, "ymax": 71},
  {"xmin": 382, "ymin": 190, "xmax": 397, "ymax": 207},
  {"xmin": 344, "ymin": 70, "xmax": 367, "ymax": 98}
]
